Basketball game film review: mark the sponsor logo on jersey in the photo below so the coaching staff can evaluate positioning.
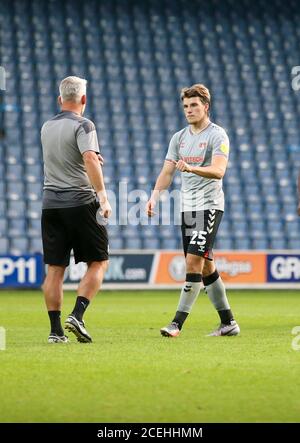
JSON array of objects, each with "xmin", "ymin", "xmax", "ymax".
[{"xmin": 182, "ymin": 156, "xmax": 204, "ymax": 163}]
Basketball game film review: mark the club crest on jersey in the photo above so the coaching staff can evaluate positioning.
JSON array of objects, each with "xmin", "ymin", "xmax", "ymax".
[{"xmin": 198, "ymin": 142, "xmax": 207, "ymax": 149}]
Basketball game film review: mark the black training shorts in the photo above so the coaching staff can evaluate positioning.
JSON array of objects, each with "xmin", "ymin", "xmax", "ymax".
[
  {"xmin": 181, "ymin": 209, "xmax": 223, "ymax": 260},
  {"xmin": 42, "ymin": 200, "xmax": 109, "ymax": 266}
]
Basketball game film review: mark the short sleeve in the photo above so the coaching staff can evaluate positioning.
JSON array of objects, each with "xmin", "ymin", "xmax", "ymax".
[
  {"xmin": 76, "ymin": 120, "xmax": 100, "ymax": 154},
  {"xmin": 165, "ymin": 132, "xmax": 180, "ymax": 162},
  {"xmin": 211, "ymin": 129, "xmax": 230, "ymax": 158}
]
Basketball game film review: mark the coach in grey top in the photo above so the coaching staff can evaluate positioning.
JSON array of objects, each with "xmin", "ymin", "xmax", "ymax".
[
  {"xmin": 42, "ymin": 110, "xmax": 100, "ymax": 208},
  {"xmin": 41, "ymin": 76, "xmax": 112, "ymax": 344},
  {"xmin": 146, "ymin": 83, "xmax": 240, "ymax": 338}
]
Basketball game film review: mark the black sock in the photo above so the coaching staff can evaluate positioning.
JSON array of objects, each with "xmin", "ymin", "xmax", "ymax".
[
  {"xmin": 218, "ymin": 309, "xmax": 234, "ymax": 325},
  {"xmin": 48, "ymin": 311, "xmax": 64, "ymax": 336},
  {"xmin": 172, "ymin": 311, "xmax": 189, "ymax": 330},
  {"xmin": 71, "ymin": 296, "xmax": 90, "ymax": 321}
]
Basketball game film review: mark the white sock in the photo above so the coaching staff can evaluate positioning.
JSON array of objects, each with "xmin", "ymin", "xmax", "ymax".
[{"xmin": 177, "ymin": 273, "xmax": 202, "ymax": 313}]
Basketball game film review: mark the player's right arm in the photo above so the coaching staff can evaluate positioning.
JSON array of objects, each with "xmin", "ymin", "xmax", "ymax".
[
  {"xmin": 146, "ymin": 160, "xmax": 176, "ymax": 217},
  {"xmin": 146, "ymin": 131, "xmax": 180, "ymax": 217},
  {"xmin": 83, "ymin": 151, "xmax": 112, "ymax": 218}
]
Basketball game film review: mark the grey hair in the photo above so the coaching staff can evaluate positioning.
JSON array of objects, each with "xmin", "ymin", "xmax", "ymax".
[{"xmin": 59, "ymin": 76, "xmax": 87, "ymax": 103}]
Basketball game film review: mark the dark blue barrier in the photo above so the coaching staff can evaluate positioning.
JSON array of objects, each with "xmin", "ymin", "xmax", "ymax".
[
  {"xmin": 64, "ymin": 253, "xmax": 154, "ymax": 285},
  {"xmin": 0, "ymin": 254, "xmax": 44, "ymax": 288},
  {"xmin": 267, "ymin": 254, "xmax": 300, "ymax": 283}
]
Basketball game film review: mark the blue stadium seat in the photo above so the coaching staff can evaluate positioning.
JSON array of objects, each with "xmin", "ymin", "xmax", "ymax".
[
  {"xmin": 8, "ymin": 219, "xmax": 26, "ymax": 237},
  {"xmin": 0, "ymin": 218, "xmax": 8, "ymax": 236},
  {"xmin": 27, "ymin": 219, "xmax": 41, "ymax": 238},
  {"xmin": 28, "ymin": 236, "xmax": 43, "ymax": 254},
  {"xmin": 143, "ymin": 238, "xmax": 160, "ymax": 249},
  {"xmin": 161, "ymin": 238, "xmax": 178, "ymax": 249},
  {"xmin": 288, "ymin": 239, "xmax": 300, "ymax": 249},
  {"xmin": 235, "ymin": 239, "xmax": 251, "ymax": 250},
  {"xmin": 252, "ymin": 239, "xmax": 269, "ymax": 249},
  {"xmin": 216, "ymin": 238, "xmax": 233, "ymax": 250},
  {"xmin": 0, "ymin": 238, "xmax": 9, "ymax": 254},
  {"xmin": 7, "ymin": 201, "xmax": 26, "ymax": 218},
  {"xmin": 109, "ymin": 238, "xmax": 124, "ymax": 250},
  {"xmin": 124, "ymin": 238, "xmax": 142, "ymax": 249},
  {"xmin": 10, "ymin": 237, "xmax": 29, "ymax": 255}
]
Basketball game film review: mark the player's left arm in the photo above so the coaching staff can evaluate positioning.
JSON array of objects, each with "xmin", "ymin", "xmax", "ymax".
[{"xmin": 176, "ymin": 155, "xmax": 228, "ymax": 179}]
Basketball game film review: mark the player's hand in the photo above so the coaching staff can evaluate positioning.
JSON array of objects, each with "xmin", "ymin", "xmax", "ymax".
[
  {"xmin": 297, "ymin": 202, "xmax": 300, "ymax": 216},
  {"xmin": 146, "ymin": 199, "xmax": 156, "ymax": 217},
  {"xmin": 176, "ymin": 159, "xmax": 192, "ymax": 173},
  {"xmin": 97, "ymin": 154, "xmax": 104, "ymax": 166},
  {"xmin": 100, "ymin": 199, "xmax": 112, "ymax": 218}
]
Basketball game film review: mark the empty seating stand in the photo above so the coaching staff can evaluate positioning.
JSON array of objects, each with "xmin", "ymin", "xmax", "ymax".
[{"xmin": 0, "ymin": 0, "xmax": 299, "ymax": 254}]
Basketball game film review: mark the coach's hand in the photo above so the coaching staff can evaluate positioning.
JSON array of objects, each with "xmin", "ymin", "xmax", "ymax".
[
  {"xmin": 146, "ymin": 199, "xmax": 156, "ymax": 217},
  {"xmin": 100, "ymin": 198, "xmax": 112, "ymax": 218},
  {"xmin": 176, "ymin": 159, "xmax": 192, "ymax": 173}
]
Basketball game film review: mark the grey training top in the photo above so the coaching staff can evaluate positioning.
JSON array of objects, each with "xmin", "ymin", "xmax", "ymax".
[
  {"xmin": 165, "ymin": 122, "xmax": 230, "ymax": 212},
  {"xmin": 41, "ymin": 111, "xmax": 100, "ymax": 209}
]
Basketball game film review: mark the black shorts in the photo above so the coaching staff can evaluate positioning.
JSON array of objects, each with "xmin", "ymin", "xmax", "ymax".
[
  {"xmin": 41, "ymin": 200, "xmax": 109, "ymax": 266},
  {"xmin": 181, "ymin": 210, "xmax": 223, "ymax": 260}
]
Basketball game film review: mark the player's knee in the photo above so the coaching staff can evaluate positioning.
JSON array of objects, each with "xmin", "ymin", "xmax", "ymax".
[
  {"xmin": 101, "ymin": 260, "xmax": 109, "ymax": 272},
  {"xmin": 185, "ymin": 255, "xmax": 203, "ymax": 274},
  {"xmin": 42, "ymin": 277, "xmax": 55, "ymax": 293},
  {"xmin": 88, "ymin": 260, "xmax": 109, "ymax": 273},
  {"xmin": 42, "ymin": 273, "xmax": 63, "ymax": 293},
  {"xmin": 41, "ymin": 279, "xmax": 47, "ymax": 293},
  {"xmin": 185, "ymin": 263, "xmax": 196, "ymax": 273},
  {"xmin": 202, "ymin": 260, "xmax": 215, "ymax": 277}
]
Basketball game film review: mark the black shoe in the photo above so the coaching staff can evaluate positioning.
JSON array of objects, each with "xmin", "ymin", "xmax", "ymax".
[{"xmin": 65, "ymin": 315, "xmax": 92, "ymax": 343}]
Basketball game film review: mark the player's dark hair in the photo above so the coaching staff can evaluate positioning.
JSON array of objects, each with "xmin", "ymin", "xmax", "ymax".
[{"xmin": 180, "ymin": 84, "xmax": 211, "ymax": 114}]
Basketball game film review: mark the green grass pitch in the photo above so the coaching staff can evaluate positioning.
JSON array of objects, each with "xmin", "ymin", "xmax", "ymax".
[{"xmin": 0, "ymin": 289, "xmax": 300, "ymax": 423}]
